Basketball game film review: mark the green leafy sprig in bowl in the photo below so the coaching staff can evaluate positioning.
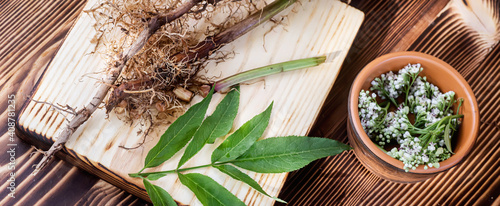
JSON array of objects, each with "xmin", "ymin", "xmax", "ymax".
[
  {"xmin": 347, "ymin": 51, "xmax": 479, "ymax": 183},
  {"xmin": 358, "ymin": 63, "xmax": 463, "ymax": 172}
]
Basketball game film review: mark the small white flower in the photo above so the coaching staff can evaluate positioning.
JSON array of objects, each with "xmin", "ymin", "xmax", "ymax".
[
  {"xmin": 404, "ymin": 131, "xmax": 411, "ymax": 138},
  {"xmin": 422, "ymin": 155, "xmax": 429, "ymax": 162},
  {"xmin": 428, "ymin": 143, "xmax": 436, "ymax": 151},
  {"xmin": 435, "ymin": 147, "xmax": 443, "ymax": 156},
  {"xmin": 439, "ymin": 140, "xmax": 445, "ymax": 147}
]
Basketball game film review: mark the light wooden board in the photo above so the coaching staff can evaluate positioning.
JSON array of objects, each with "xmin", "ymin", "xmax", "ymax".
[{"xmin": 17, "ymin": 0, "xmax": 364, "ymax": 205}]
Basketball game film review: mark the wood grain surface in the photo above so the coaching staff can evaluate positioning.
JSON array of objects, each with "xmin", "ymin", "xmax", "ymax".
[
  {"xmin": 278, "ymin": 0, "xmax": 500, "ymax": 205},
  {"xmin": 0, "ymin": 0, "xmax": 147, "ymax": 205},
  {"xmin": 1, "ymin": 0, "xmax": 499, "ymax": 206},
  {"xmin": 15, "ymin": 0, "xmax": 363, "ymax": 205}
]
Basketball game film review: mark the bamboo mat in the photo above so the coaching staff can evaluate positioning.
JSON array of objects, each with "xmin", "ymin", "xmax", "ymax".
[{"xmin": 1, "ymin": 0, "xmax": 499, "ymax": 205}]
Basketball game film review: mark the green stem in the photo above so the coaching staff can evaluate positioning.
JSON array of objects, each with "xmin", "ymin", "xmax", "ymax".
[
  {"xmin": 380, "ymin": 89, "xmax": 398, "ymax": 107},
  {"xmin": 419, "ymin": 133, "xmax": 431, "ymax": 146},
  {"xmin": 129, "ymin": 161, "xmax": 233, "ymax": 178},
  {"xmin": 214, "ymin": 56, "xmax": 326, "ymax": 92},
  {"xmin": 424, "ymin": 134, "xmax": 436, "ymax": 147},
  {"xmin": 410, "ymin": 114, "xmax": 463, "ymax": 137},
  {"xmin": 404, "ymin": 76, "xmax": 415, "ymax": 106},
  {"xmin": 405, "ymin": 71, "xmax": 421, "ymax": 106},
  {"xmin": 431, "ymin": 114, "xmax": 463, "ymax": 128},
  {"xmin": 409, "ymin": 129, "xmax": 428, "ymax": 135},
  {"xmin": 456, "ymin": 98, "xmax": 464, "ymax": 115},
  {"xmin": 374, "ymin": 102, "xmax": 390, "ymax": 128}
]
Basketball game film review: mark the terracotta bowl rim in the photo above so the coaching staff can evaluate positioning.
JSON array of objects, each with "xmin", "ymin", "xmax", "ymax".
[{"xmin": 348, "ymin": 51, "xmax": 480, "ymax": 174}]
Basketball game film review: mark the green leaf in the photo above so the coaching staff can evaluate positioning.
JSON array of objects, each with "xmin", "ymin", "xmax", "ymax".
[
  {"xmin": 146, "ymin": 173, "xmax": 166, "ymax": 181},
  {"xmin": 208, "ymin": 87, "xmax": 240, "ymax": 144},
  {"xmin": 214, "ymin": 164, "xmax": 286, "ymax": 203},
  {"xmin": 143, "ymin": 178, "xmax": 177, "ymax": 206},
  {"xmin": 211, "ymin": 102, "xmax": 273, "ymax": 163},
  {"xmin": 178, "ymin": 173, "xmax": 246, "ymax": 206},
  {"xmin": 232, "ymin": 136, "xmax": 351, "ymax": 173},
  {"xmin": 143, "ymin": 88, "xmax": 214, "ymax": 169},
  {"xmin": 444, "ymin": 123, "xmax": 453, "ymax": 153},
  {"xmin": 178, "ymin": 88, "xmax": 240, "ymax": 168}
]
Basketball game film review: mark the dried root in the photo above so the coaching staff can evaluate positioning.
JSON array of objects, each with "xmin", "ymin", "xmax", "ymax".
[
  {"xmin": 33, "ymin": 0, "xmax": 216, "ymax": 174},
  {"xmin": 90, "ymin": 0, "xmax": 268, "ymax": 121}
]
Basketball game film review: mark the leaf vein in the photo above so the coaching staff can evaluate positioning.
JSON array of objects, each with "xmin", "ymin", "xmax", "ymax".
[
  {"xmin": 235, "ymin": 147, "xmax": 336, "ymax": 162},
  {"xmin": 184, "ymin": 175, "xmax": 226, "ymax": 205}
]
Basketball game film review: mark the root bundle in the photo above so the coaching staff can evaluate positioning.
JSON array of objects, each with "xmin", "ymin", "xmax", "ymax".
[{"xmin": 88, "ymin": 0, "xmax": 267, "ymax": 121}]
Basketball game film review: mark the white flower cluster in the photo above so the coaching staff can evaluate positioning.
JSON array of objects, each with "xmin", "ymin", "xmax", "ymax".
[
  {"xmin": 370, "ymin": 71, "xmax": 402, "ymax": 100},
  {"xmin": 358, "ymin": 64, "xmax": 460, "ymax": 172},
  {"xmin": 358, "ymin": 90, "xmax": 385, "ymax": 137},
  {"xmin": 381, "ymin": 105, "xmax": 411, "ymax": 145},
  {"xmin": 407, "ymin": 76, "xmax": 456, "ymax": 127},
  {"xmin": 388, "ymin": 139, "xmax": 451, "ymax": 171}
]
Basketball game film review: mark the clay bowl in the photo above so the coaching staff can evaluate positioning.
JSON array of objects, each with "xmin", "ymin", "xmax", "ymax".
[{"xmin": 347, "ymin": 51, "xmax": 479, "ymax": 183}]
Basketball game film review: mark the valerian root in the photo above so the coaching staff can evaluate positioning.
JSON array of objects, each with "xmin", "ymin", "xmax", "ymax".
[
  {"xmin": 32, "ymin": 0, "xmax": 207, "ymax": 175},
  {"xmin": 107, "ymin": 0, "xmax": 298, "ymax": 108}
]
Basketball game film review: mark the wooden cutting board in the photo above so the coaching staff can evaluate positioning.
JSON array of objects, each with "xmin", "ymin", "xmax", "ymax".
[{"xmin": 16, "ymin": 0, "xmax": 363, "ymax": 205}]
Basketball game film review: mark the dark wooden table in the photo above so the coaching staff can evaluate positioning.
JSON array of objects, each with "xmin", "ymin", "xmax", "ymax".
[{"xmin": 1, "ymin": 0, "xmax": 499, "ymax": 205}]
